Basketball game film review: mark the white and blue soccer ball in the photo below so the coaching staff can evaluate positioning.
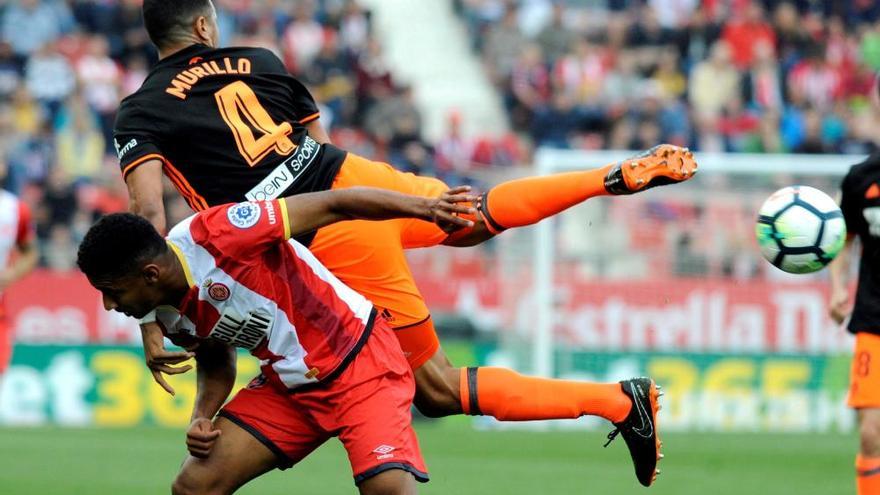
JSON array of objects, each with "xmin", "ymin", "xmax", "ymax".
[{"xmin": 755, "ymin": 186, "xmax": 846, "ymax": 274}]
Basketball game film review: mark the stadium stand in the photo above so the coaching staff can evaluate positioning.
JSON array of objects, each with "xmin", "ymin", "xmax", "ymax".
[
  {"xmin": 2, "ymin": 0, "xmax": 877, "ymax": 281},
  {"xmin": 0, "ymin": 0, "xmax": 491, "ymax": 272},
  {"xmin": 453, "ymin": 0, "xmax": 880, "ymax": 154}
]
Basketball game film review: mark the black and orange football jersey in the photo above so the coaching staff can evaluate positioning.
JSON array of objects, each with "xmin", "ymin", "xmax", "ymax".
[
  {"xmin": 114, "ymin": 43, "xmax": 345, "ymax": 212},
  {"xmin": 840, "ymin": 153, "xmax": 880, "ymax": 334}
]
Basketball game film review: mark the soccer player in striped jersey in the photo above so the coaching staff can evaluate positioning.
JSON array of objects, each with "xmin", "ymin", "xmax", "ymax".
[
  {"xmin": 77, "ymin": 186, "xmax": 476, "ymax": 494},
  {"xmin": 0, "ymin": 161, "xmax": 37, "ymax": 385}
]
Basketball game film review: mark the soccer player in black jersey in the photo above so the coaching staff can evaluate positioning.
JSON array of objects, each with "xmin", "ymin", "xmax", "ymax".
[
  {"xmin": 829, "ymin": 93, "xmax": 880, "ymax": 493},
  {"xmin": 116, "ymin": 0, "xmax": 697, "ymax": 490}
]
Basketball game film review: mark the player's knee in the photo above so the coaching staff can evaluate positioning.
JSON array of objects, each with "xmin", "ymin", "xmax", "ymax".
[
  {"xmin": 171, "ymin": 474, "xmax": 201, "ymax": 495},
  {"xmin": 171, "ymin": 469, "xmax": 229, "ymax": 495},
  {"xmin": 357, "ymin": 468, "xmax": 417, "ymax": 495},
  {"xmin": 171, "ymin": 476, "xmax": 193, "ymax": 495},
  {"xmin": 861, "ymin": 415, "xmax": 880, "ymax": 456}
]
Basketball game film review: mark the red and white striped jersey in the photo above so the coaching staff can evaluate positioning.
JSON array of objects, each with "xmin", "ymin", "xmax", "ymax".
[
  {"xmin": 0, "ymin": 189, "xmax": 33, "ymax": 286},
  {"xmin": 155, "ymin": 199, "xmax": 376, "ymax": 391}
]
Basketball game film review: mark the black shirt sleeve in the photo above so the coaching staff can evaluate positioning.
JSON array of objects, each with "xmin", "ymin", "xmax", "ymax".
[
  {"xmin": 840, "ymin": 167, "xmax": 862, "ymax": 239},
  {"xmin": 288, "ymin": 76, "xmax": 321, "ymax": 124},
  {"xmin": 251, "ymin": 48, "xmax": 320, "ymax": 124},
  {"xmin": 113, "ymin": 99, "xmax": 165, "ymax": 179}
]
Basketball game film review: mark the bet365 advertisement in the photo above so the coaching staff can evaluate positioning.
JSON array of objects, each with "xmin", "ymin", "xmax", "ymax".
[
  {"xmin": 0, "ymin": 345, "xmax": 854, "ymax": 432},
  {"xmin": 1, "ymin": 271, "xmax": 856, "ymax": 431}
]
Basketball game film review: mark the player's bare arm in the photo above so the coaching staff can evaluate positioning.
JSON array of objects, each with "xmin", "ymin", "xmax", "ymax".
[
  {"xmin": 126, "ymin": 159, "xmax": 198, "ymax": 394},
  {"xmin": 0, "ymin": 236, "xmax": 38, "ymax": 291},
  {"xmin": 126, "ymin": 159, "xmax": 167, "ymax": 234},
  {"xmin": 283, "ymin": 185, "xmax": 478, "ymax": 237},
  {"xmin": 304, "ymin": 119, "xmax": 331, "ymax": 145},
  {"xmin": 829, "ymin": 234, "xmax": 856, "ymax": 325},
  {"xmin": 187, "ymin": 339, "xmax": 237, "ymax": 458}
]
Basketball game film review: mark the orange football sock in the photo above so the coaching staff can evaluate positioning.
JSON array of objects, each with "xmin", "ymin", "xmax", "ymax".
[
  {"xmin": 857, "ymin": 454, "xmax": 880, "ymax": 494},
  {"xmin": 459, "ymin": 367, "xmax": 630, "ymax": 423},
  {"xmin": 480, "ymin": 166, "xmax": 612, "ymax": 234}
]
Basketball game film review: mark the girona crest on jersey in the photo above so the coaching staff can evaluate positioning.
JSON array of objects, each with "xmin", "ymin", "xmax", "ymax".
[{"xmin": 208, "ymin": 282, "xmax": 230, "ymax": 301}]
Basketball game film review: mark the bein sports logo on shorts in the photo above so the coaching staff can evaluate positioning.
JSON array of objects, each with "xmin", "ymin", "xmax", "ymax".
[{"xmin": 227, "ymin": 202, "xmax": 261, "ymax": 229}]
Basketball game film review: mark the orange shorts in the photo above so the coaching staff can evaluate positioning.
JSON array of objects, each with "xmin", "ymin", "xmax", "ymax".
[
  {"xmin": 848, "ymin": 332, "xmax": 880, "ymax": 408},
  {"xmin": 308, "ymin": 153, "xmax": 449, "ymax": 368}
]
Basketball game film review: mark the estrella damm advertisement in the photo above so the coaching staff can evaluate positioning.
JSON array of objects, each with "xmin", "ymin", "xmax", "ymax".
[{"xmin": 0, "ymin": 345, "xmax": 855, "ymax": 432}]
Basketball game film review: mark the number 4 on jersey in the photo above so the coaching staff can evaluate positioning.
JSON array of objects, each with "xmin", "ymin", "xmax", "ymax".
[{"xmin": 215, "ymin": 81, "xmax": 295, "ymax": 167}]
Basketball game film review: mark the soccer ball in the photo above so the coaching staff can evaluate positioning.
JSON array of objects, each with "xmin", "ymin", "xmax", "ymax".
[{"xmin": 755, "ymin": 186, "xmax": 846, "ymax": 274}]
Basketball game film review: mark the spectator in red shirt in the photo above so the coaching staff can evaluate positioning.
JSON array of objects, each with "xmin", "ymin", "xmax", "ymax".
[
  {"xmin": 720, "ymin": 0, "xmax": 776, "ymax": 69},
  {"xmin": 787, "ymin": 42, "xmax": 842, "ymax": 111}
]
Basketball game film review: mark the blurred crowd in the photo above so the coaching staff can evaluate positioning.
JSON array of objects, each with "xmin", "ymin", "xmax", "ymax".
[
  {"xmin": 0, "ymin": 0, "xmax": 464, "ymax": 272},
  {"xmin": 2, "ymin": 0, "xmax": 877, "ymax": 280},
  {"xmin": 455, "ymin": 0, "xmax": 880, "ymax": 154}
]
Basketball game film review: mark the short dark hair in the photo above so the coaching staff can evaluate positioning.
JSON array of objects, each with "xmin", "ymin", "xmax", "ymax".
[
  {"xmin": 142, "ymin": 0, "xmax": 213, "ymax": 50},
  {"xmin": 77, "ymin": 213, "xmax": 167, "ymax": 282}
]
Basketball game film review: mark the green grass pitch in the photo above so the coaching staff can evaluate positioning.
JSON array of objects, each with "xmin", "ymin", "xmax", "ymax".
[{"xmin": 0, "ymin": 419, "xmax": 856, "ymax": 494}]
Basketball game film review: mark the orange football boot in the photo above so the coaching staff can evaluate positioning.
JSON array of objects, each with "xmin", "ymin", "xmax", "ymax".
[{"xmin": 604, "ymin": 144, "xmax": 697, "ymax": 195}]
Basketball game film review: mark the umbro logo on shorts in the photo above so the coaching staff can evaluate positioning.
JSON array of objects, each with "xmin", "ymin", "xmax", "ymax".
[{"xmin": 373, "ymin": 444, "xmax": 396, "ymax": 460}]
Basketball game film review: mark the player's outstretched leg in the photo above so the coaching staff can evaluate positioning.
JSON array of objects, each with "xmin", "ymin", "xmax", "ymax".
[
  {"xmin": 475, "ymin": 144, "xmax": 697, "ymax": 235},
  {"xmin": 603, "ymin": 377, "xmax": 664, "ymax": 487},
  {"xmin": 454, "ymin": 367, "xmax": 663, "ymax": 487},
  {"xmin": 455, "ymin": 366, "xmax": 632, "ymax": 422}
]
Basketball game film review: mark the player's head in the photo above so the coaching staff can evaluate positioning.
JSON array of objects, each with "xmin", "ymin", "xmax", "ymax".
[
  {"xmin": 77, "ymin": 213, "xmax": 172, "ymax": 319},
  {"xmin": 142, "ymin": 0, "xmax": 219, "ymax": 52}
]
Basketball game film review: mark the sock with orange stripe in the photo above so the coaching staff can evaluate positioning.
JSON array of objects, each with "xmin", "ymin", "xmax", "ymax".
[
  {"xmin": 459, "ymin": 367, "xmax": 631, "ymax": 423},
  {"xmin": 479, "ymin": 167, "xmax": 612, "ymax": 234},
  {"xmin": 857, "ymin": 454, "xmax": 880, "ymax": 494}
]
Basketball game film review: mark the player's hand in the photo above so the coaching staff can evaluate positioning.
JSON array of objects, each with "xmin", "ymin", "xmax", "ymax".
[
  {"xmin": 829, "ymin": 287, "xmax": 851, "ymax": 325},
  {"xmin": 186, "ymin": 417, "xmax": 221, "ymax": 458},
  {"xmin": 427, "ymin": 186, "xmax": 478, "ymax": 234},
  {"xmin": 141, "ymin": 323, "xmax": 195, "ymax": 396}
]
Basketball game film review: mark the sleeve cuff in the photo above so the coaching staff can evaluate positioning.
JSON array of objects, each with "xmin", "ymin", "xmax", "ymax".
[
  {"xmin": 138, "ymin": 309, "xmax": 158, "ymax": 324},
  {"xmin": 298, "ymin": 112, "xmax": 320, "ymax": 125},
  {"xmin": 277, "ymin": 199, "xmax": 291, "ymax": 240},
  {"xmin": 121, "ymin": 154, "xmax": 165, "ymax": 180}
]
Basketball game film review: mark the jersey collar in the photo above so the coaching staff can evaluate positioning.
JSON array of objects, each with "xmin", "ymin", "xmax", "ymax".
[
  {"xmin": 166, "ymin": 240, "xmax": 195, "ymax": 288},
  {"xmin": 166, "ymin": 239, "xmax": 200, "ymax": 315},
  {"xmin": 156, "ymin": 43, "xmax": 211, "ymax": 68}
]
